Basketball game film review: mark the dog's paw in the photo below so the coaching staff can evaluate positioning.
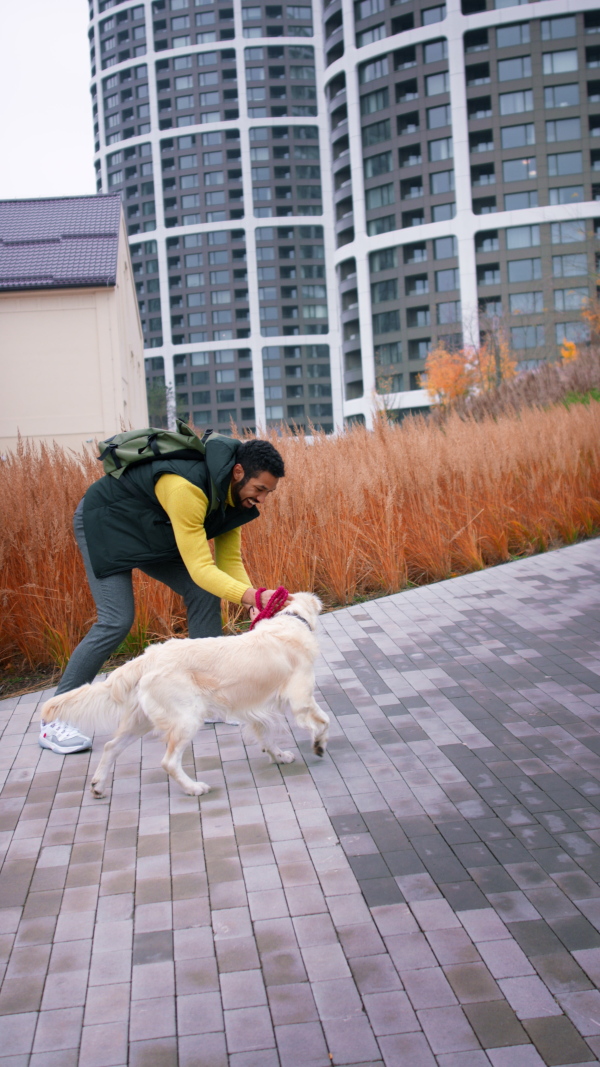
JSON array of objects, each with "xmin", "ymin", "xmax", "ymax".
[
  {"xmin": 90, "ymin": 782, "xmax": 105, "ymax": 799},
  {"xmin": 185, "ymin": 781, "xmax": 211, "ymax": 796},
  {"xmin": 273, "ymin": 749, "xmax": 295, "ymax": 764},
  {"xmin": 313, "ymin": 740, "xmax": 326, "ymax": 757}
]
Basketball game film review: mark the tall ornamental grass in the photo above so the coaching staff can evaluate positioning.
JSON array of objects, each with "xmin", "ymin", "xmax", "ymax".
[{"xmin": 1, "ymin": 401, "xmax": 600, "ymax": 670}]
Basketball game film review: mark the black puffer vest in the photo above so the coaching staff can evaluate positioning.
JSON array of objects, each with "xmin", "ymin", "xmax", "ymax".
[{"xmin": 82, "ymin": 435, "xmax": 259, "ymax": 579}]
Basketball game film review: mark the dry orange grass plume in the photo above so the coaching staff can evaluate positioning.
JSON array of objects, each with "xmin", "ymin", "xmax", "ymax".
[{"xmin": 1, "ymin": 402, "xmax": 600, "ymax": 671}]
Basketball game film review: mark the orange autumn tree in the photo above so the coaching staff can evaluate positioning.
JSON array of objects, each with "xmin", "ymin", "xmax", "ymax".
[
  {"xmin": 560, "ymin": 339, "xmax": 578, "ymax": 363},
  {"xmin": 419, "ymin": 344, "xmax": 475, "ymax": 405},
  {"xmin": 475, "ymin": 329, "xmax": 517, "ymax": 391},
  {"xmin": 421, "ymin": 316, "xmax": 519, "ymax": 406}
]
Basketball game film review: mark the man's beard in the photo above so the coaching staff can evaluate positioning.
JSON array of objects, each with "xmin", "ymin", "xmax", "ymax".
[{"xmin": 231, "ymin": 476, "xmax": 247, "ymax": 508}]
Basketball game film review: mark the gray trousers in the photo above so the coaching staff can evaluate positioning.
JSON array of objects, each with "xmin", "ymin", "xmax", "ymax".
[{"xmin": 56, "ymin": 500, "xmax": 222, "ymax": 695}]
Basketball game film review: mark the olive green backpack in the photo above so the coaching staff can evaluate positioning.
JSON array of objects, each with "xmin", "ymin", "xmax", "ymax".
[{"xmin": 97, "ymin": 420, "xmax": 214, "ymax": 479}]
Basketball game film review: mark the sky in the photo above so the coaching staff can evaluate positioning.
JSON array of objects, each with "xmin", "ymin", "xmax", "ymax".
[{"xmin": 0, "ymin": 0, "xmax": 96, "ymax": 200}]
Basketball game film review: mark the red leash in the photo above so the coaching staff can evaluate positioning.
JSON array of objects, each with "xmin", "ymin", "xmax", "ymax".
[{"xmin": 249, "ymin": 586, "xmax": 289, "ymax": 630}]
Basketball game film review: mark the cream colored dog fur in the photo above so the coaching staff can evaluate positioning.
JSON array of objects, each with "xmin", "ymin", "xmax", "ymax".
[{"xmin": 40, "ymin": 592, "xmax": 329, "ymax": 797}]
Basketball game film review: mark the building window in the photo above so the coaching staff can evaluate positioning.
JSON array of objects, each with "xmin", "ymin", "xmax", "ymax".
[
  {"xmin": 499, "ymin": 89, "xmax": 533, "ymax": 115},
  {"xmin": 554, "ymin": 287, "xmax": 589, "ymax": 310},
  {"xmin": 506, "ymin": 224, "xmax": 540, "ymax": 249},
  {"xmin": 547, "ymin": 151, "xmax": 583, "ymax": 176},
  {"xmin": 430, "ymin": 170, "xmax": 454, "ymax": 194},
  {"xmin": 360, "ymin": 88, "xmax": 389, "ymax": 115},
  {"xmin": 405, "ymin": 274, "xmax": 429, "ymax": 295},
  {"xmin": 437, "ymin": 300, "xmax": 461, "ymax": 324},
  {"xmin": 511, "ymin": 325, "xmax": 544, "ymax": 348},
  {"xmin": 408, "ymin": 338, "xmax": 431, "ymax": 359},
  {"xmin": 478, "ymin": 264, "xmax": 501, "ymax": 285},
  {"xmin": 365, "ymin": 183, "xmax": 395, "ymax": 209},
  {"xmin": 552, "ymin": 253, "xmax": 588, "ymax": 276},
  {"xmin": 372, "ymin": 279, "xmax": 398, "ymax": 302},
  {"xmin": 425, "ymin": 71, "xmax": 449, "ymax": 96},
  {"xmin": 550, "ymin": 220, "xmax": 586, "ymax": 243},
  {"xmin": 434, "ymin": 236, "xmax": 456, "ymax": 258},
  {"xmin": 544, "ymin": 83, "xmax": 579, "ymax": 108},
  {"xmin": 428, "ymin": 137, "xmax": 452, "ymax": 161},
  {"xmin": 507, "ymin": 257, "xmax": 541, "ymax": 282},
  {"xmin": 435, "ymin": 267, "xmax": 459, "ymax": 291},
  {"xmin": 372, "ymin": 310, "xmax": 401, "ymax": 333},
  {"xmin": 427, "ymin": 104, "xmax": 451, "ymax": 127},
  {"xmin": 546, "ymin": 118, "xmax": 580, "ymax": 141},
  {"xmin": 504, "ymin": 190, "xmax": 538, "ymax": 209},
  {"xmin": 501, "ymin": 123, "xmax": 535, "ymax": 149},
  {"xmin": 555, "ymin": 321, "xmax": 590, "ymax": 344},
  {"xmin": 498, "ymin": 55, "xmax": 531, "ymax": 81},
  {"xmin": 543, "ymin": 49, "xmax": 578, "ymax": 75},
  {"xmin": 541, "ymin": 16, "xmax": 576, "ymax": 40},
  {"xmin": 509, "ymin": 291, "xmax": 543, "ymax": 313},
  {"xmin": 497, "ymin": 22, "xmax": 530, "ymax": 47},
  {"xmin": 502, "ymin": 157, "xmax": 536, "ymax": 182},
  {"xmin": 549, "ymin": 185, "xmax": 584, "ymax": 204}
]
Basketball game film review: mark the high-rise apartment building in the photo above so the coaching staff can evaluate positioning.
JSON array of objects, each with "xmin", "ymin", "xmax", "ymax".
[
  {"xmin": 89, "ymin": 0, "xmax": 600, "ymax": 431},
  {"xmin": 89, "ymin": 0, "xmax": 341, "ymax": 434}
]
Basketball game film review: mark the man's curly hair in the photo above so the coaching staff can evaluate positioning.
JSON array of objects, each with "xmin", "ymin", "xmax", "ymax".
[{"xmin": 236, "ymin": 439, "xmax": 285, "ymax": 481}]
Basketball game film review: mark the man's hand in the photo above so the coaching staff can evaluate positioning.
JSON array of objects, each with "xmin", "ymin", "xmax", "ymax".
[{"xmin": 242, "ymin": 588, "xmax": 290, "ymax": 612}]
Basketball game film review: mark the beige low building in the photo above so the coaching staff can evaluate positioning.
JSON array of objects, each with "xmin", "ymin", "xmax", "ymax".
[{"xmin": 0, "ymin": 194, "xmax": 147, "ymax": 454}]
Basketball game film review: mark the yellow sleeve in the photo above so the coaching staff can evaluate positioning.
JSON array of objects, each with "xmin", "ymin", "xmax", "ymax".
[
  {"xmin": 214, "ymin": 526, "xmax": 252, "ymax": 589},
  {"xmin": 154, "ymin": 474, "xmax": 251, "ymax": 604}
]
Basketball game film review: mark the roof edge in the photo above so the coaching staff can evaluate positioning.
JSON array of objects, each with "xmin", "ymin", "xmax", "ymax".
[{"xmin": 0, "ymin": 194, "xmax": 121, "ymax": 206}]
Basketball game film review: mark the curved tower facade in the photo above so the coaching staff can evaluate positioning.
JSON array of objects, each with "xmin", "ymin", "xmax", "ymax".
[
  {"xmin": 328, "ymin": 0, "xmax": 600, "ymax": 425},
  {"xmin": 88, "ymin": 0, "xmax": 342, "ymax": 433},
  {"xmin": 88, "ymin": 0, "xmax": 600, "ymax": 431}
]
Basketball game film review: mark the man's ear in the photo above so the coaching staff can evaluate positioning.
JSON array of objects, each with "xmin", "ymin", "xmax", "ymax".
[{"xmin": 231, "ymin": 462, "xmax": 245, "ymax": 483}]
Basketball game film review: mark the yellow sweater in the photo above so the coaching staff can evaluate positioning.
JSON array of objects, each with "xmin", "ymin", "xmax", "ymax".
[{"xmin": 154, "ymin": 473, "xmax": 251, "ymax": 604}]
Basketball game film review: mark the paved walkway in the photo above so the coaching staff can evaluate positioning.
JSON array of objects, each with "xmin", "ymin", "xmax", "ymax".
[{"xmin": 2, "ymin": 541, "xmax": 600, "ymax": 1066}]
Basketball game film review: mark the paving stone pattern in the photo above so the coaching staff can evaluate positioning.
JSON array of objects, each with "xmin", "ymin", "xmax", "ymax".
[{"xmin": 2, "ymin": 542, "xmax": 600, "ymax": 1065}]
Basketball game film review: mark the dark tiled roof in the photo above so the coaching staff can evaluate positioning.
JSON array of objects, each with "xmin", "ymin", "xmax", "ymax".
[{"xmin": 0, "ymin": 195, "xmax": 122, "ymax": 292}]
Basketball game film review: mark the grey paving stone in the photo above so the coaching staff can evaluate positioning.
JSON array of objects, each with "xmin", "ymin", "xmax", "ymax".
[
  {"xmin": 444, "ymin": 962, "xmax": 503, "ymax": 1004},
  {"xmin": 179, "ymin": 1032, "xmax": 228, "ymax": 1067},
  {"xmin": 224, "ymin": 1006, "xmax": 275, "ymax": 1053},
  {"xmin": 128, "ymin": 1036, "xmax": 178, "ymax": 1067},
  {"xmin": 403, "ymin": 966, "xmax": 458, "ymax": 1009},
  {"xmin": 417, "ymin": 1005, "xmax": 480, "ymax": 1054},
  {"xmin": 530, "ymin": 952, "xmax": 595, "ymax": 995},
  {"xmin": 486, "ymin": 1047, "xmax": 545, "ymax": 1067},
  {"xmin": 558, "ymin": 990, "xmax": 600, "ymax": 1037},
  {"xmin": 378, "ymin": 1031, "xmax": 437, "ymax": 1066},
  {"xmin": 523, "ymin": 1014, "xmax": 597, "ymax": 1065},
  {"xmin": 463, "ymin": 1001, "xmax": 530, "ymax": 1048},
  {"xmin": 363, "ymin": 990, "xmax": 419, "ymax": 1035},
  {"xmin": 321, "ymin": 1016, "xmax": 381, "ymax": 1064},
  {"xmin": 274, "ymin": 1021, "xmax": 328, "ymax": 1067},
  {"xmin": 349, "ymin": 954, "xmax": 403, "ymax": 995},
  {"xmin": 268, "ymin": 982, "xmax": 318, "ymax": 1026},
  {"xmin": 31, "ymin": 1006, "xmax": 83, "ymax": 1053}
]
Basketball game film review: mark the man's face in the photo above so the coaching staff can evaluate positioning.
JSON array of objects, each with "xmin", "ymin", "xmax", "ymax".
[{"xmin": 231, "ymin": 463, "xmax": 279, "ymax": 509}]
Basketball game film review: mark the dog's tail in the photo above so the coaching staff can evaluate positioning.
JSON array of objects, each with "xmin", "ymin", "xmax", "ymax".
[{"xmin": 40, "ymin": 655, "xmax": 148, "ymax": 735}]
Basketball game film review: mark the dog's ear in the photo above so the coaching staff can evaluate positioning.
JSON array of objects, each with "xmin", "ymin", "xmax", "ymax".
[
  {"xmin": 310, "ymin": 594, "xmax": 323, "ymax": 615},
  {"xmin": 299, "ymin": 592, "xmax": 322, "ymax": 617},
  {"xmin": 288, "ymin": 591, "xmax": 322, "ymax": 618}
]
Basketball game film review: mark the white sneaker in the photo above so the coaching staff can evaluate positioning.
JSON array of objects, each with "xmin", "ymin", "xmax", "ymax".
[{"xmin": 39, "ymin": 720, "xmax": 92, "ymax": 754}]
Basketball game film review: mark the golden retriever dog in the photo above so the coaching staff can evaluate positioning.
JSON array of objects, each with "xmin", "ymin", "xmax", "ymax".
[{"xmin": 40, "ymin": 593, "xmax": 329, "ymax": 798}]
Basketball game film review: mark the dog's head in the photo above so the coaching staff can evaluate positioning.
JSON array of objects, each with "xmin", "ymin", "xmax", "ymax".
[{"xmin": 279, "ymin": 592, "xmax": 322, "ymax": 631}]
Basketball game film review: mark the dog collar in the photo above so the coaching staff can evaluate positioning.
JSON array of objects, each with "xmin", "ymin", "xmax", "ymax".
[{"xmin": 278, "ymin": 611, "xmax": 314, "ymax": 632}]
